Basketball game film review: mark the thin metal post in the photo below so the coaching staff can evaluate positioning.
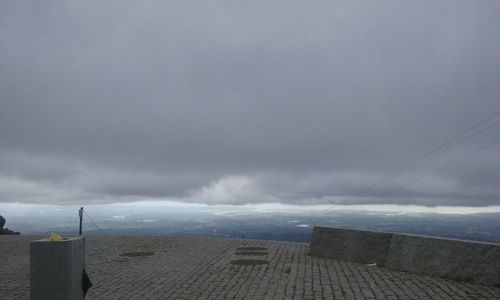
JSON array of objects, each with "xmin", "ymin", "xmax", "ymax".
[{"xmin": 79, "ymin": 207, "xmax": 83, "ymax": 235}]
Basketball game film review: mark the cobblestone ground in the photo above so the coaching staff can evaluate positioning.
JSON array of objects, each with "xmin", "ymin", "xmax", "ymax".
[{"xmin": 1, "ymin": 236, "xmax": 499, "ymax": 299}]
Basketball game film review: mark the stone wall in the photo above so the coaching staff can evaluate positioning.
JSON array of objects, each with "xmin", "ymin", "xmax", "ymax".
[
  {"xmin": 310, "ymin": 226, "xmax": 500, "ymax": 286},
  {"xmin": 309, "ymin": 227, "xmax": 392, "ymax": 267}
]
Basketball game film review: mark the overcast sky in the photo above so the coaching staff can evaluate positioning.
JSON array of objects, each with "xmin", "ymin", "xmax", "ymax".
[{"xmin": 1, "ymin": 1, "xmax": 500, "ymax": 207}]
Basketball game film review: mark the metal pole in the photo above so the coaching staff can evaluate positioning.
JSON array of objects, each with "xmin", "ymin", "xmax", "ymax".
[{"xmin": 79, "ymin": 207, "xmax": 83, "ymax": 235}]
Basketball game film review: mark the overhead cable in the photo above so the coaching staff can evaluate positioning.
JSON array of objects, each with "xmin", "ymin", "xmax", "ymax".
[{"xmin": 336, "ymin": 108, "xmax": 500, "ymax": 204}]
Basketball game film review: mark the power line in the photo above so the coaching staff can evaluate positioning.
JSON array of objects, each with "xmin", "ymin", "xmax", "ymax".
[
  {"xmin": 83, "ymin": 210, "xmax": 109, "ymax": 236},
  {"xmin": 335, "ymin": 108, "xmax": 500, "ymax": 204},
  {"xmin": 397, "ymin": 137, "xmax": 500, "ymax": 191},
  {"xmin": 388, "ymin": 118, "xmax": 500, "ymax": 177}
]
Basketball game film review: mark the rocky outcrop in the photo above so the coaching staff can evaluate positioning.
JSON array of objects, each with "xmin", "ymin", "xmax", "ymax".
[{"xmin": 0, "ymin": 215, "xmax": 20, "ymax": 235}]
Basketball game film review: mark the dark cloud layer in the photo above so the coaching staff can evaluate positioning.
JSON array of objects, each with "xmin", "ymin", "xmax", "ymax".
[{"xmin": 1, "ymin": 1, "xmax": 500, "ymax": 206}]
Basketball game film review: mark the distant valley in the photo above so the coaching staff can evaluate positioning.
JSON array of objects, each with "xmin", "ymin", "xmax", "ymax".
[{"xmin": 4, "ymin": 203, "xmax": 500, "ymax": 244}]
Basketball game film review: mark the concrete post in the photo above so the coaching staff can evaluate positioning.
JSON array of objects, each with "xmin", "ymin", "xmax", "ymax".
[{"xmin": 30, "ymin": 237, "xmax": 85, "ymax": 300}]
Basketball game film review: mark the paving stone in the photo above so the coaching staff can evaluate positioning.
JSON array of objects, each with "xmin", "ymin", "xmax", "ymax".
[{"xmin": 1, "ymin": 236, "xmax": 500, "ymax": 299}]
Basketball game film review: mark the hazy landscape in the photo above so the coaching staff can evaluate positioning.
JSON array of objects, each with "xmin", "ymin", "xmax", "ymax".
[{"xmin": 4, "ymin": 202, "xmax": 500, "ymax": 244}]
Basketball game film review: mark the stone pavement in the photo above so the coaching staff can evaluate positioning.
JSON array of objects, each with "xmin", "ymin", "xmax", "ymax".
[{"xmin": 1, "ymin": 236, "xmax": 499, "ymax": 299}]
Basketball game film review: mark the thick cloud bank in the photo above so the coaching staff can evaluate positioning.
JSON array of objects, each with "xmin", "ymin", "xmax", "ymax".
[{"xmin": 1, "ymin": 1, "xmax": 500, "ymax": 206}]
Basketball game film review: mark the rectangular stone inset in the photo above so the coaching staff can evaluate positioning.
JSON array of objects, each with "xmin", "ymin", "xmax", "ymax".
[{"xmin": 30, "ymin": 237, "xmax": 85, "ymax": 300}]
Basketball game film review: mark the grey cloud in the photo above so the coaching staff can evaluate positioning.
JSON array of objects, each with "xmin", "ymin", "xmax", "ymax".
[
  {"xmin": 0, "ymin": 151, "xmax": 80, "ymax": 183},
  {"xmin": 77, "ymin": 168, "xmax": 213, "ymax": 199},
  {"xmin": 1, "ymin": 1, "xmax": 500, "ymax": 206}
]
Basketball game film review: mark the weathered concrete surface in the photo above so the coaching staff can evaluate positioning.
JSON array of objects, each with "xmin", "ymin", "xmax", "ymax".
[
  {"xmin": 2, "ymin": 235, "xmax": 499, "ymax": 299},
  {"xmin": 30, "ymin": 237, "xmax": 85, "ymax": 300},
  {"xmin": 386, "ymin": 234, "xmax": 500, "ymax": 286},
  {"xmin": 310, "ymin": 227, "xmax": 392, "ymax": 266},
  {"xmin": 310, "ymin": 226, "xmax": 500, "ymax": 287}
]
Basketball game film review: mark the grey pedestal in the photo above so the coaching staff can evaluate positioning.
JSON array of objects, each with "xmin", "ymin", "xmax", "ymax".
[{"xmin": 30, "ymin": 237, "xmax": 85, "ymax": 300}]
